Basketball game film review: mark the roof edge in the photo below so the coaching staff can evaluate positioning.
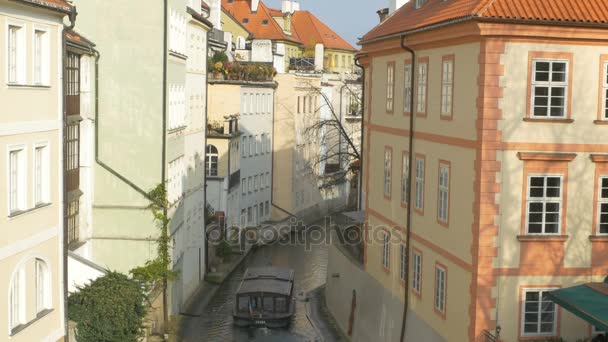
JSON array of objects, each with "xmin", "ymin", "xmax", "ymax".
[{"xmin": 9, "ymin": 0, "xmax": 71, "ymax": 14}]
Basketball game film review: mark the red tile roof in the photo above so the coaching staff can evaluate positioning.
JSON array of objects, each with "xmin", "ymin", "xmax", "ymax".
[
  {"xmin": 361, "ymin": 0, "xmax": 608, "ymax": 43},
  {"xmin": 292, "ymin": 11, "xmax": 357, "ymax": 51},
  {"xmin": 12, "ymin": 0, "xmax": 72, "ymax": 13}
]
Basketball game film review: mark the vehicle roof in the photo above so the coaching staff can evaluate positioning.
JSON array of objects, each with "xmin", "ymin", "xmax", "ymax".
[{"xmin": 237, "ymin": 267, "xmax": 295, "ymax": 296}]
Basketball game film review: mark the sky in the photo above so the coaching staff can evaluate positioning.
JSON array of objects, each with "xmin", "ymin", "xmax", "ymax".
[{"xmin": 263, "ymin": 0, "xmax": 386, "ymax": 48}]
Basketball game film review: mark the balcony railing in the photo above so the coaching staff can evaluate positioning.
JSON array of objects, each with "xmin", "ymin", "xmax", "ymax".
[{"xmin": 289, "ymin": 57, "xmax": 315, "ymax": 71}]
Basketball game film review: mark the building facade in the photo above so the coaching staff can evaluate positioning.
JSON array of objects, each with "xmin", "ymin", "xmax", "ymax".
[
  {"xmin": 334, "ymin": 0, "xmax": 608, "ymax": 341},
  {"xmin": 0, "ymin": 0, "xmax": 72, "ymax": 340}
]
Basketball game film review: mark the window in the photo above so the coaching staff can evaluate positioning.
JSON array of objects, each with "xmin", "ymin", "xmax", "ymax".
[
  {"xmin": 593, "ymin": 325, "xmax": 606, "ymax": 337},
  {"xmin": 266, "ymin": 134, "xmax": 271, "ymax": 153},
  {"xmin": 242, "ymin": 136, "xmax": 247, "ymax": 157},
  {"xmin": 415, "ymin": 156, "xmax": 425, "ymax": 212},
  {"xmin": 248, "ymin": 176, "xmax": 253, "ymax": 193},
  {"xmin": 254, "ymin": 175, "xmax": 259, "ymax": 191},
  {"xmin": 260, "ymin": 134, "xmax": 265, "ymax": 154},
  {"xmin": 167, "ymin": 156, "xmax": 184, "ymax": 203},
  {"xmin": 66, "ymin": 52, "xmax": 80, "ymax": 116},
  {"xmin": 8, "ymin": 147, "xmax": 26, "ymax": 214},
  {"xmin": 169, "ymin": 9, "xmax": 186, "ymax": 55},
  {"xmin": 417, "ymin": 60, "xmax": 428, "ymax": 114},
  {"xmin": 249, "ymin": 135, "xmax": 254, "ymax": 156},
  {"xmin": 386, "ymin": 63, "xmax": 395, "ymax": 112},
  {"xmin": 598, "ymin": 176, "xmax": 608, "ymax": 235},
  {"xmin": 521, "ymin": 288, "xmax": 558, "ymax": 337},
  {"xmin": 247, "ymin": 207, "xmax": 252, "ymax": 223},
  {"xmin": 9, "ymin": 265, "xmax": 25, "ymax": 332},
  {"xmin": 400, "ymin": 244, "xmax": 407, "ymax": 282},
  {"xmin": 404, "ymin": 64, "xmax": 412, "ymax": 113},
  {"xmin": 253, "ymin": 204, "xmax": 257, "ymax": 224},
  {"xmin": 35, "ymin": 259, "xmax": 51, "ymax": 313},
  {"xmin": 243, "ymin": 18, "xmax": 249, "ymax": 24},
  {"xmin": 67, "ymin": 123, "xmax": 79, "ymax": 170},
  {"xmin": 412, "ymin": 251, "xmax": 422, "ymax": 294},
  {"xmin": 382, "ymin": 231, "xmax": 390, "ymax": 269},
  {"xmin": 526, "ymin": 175, "xmax": 562, "ymax": 234},
  {"xmin": 401, "ymin": 152, "xmax": 409, "ymax": 205},
  {"xmin": 7, "ymin": 24, "xmax": 25, "ymax": 84},
  {"xmin": 384, "ymin": 148, "xmax": 392, "ymax": 197},
  {"xmin": 265, "ymin": 201, "xmax": 270, "ymax": 216},
  {"xmin": 241, "ymin": 178, "xmax": 246, "ymax": 195},
  {"xmin": 531, "ymin": 60, "xmax": 568, "ymax": 118},
  {"xmin": 602, "ymin": 62, "xmax": 608, "ymax": 120},
  {"xmin": 206, "ymin": 145, "xmax": 218, "ymax": 176},
  {"xmin": 169, "ymin": 85, "xmax": 186, "ymax": 129},
  {"xmin": 255, "ymin": 135, "xmax": 260, "ymax": 154},
  {"xmin": 241, "ymin": 209, "xmax": 246, "ymax": 227},
  {"xmin": 262, "ymin": 19, "xmax": 268, "ymax": 25},
  {"xmin": 415, "ymin": 0, "xmax": 428, "ymax": 9},
  {"xmin": 266, "ymin": 172, "xmax": 270, "ymax": 188},
  {"xmin": 434, "ymin": 265, "xmax": 446, "ymax": 314},
  {"xmin": 259, "ymin": 203, "xmax": 264, "ymax": 219},
  {"xmin": 438, "ymin": 163, "xmax": 450, "ymax": 223},
  {"xmin": 441, "ymin": 57, "xmax": 454, "ymax": 117},
  {"xmin": 260, "ymin": 173, "xmax": 264, "ymax": 189},
  {"xmin": 34, "ymin": 144, "xmax": 50, "ymax": 205},
  {"xmin": 33, "ymin": 29, "xmax": 49, "ymax": 85}
]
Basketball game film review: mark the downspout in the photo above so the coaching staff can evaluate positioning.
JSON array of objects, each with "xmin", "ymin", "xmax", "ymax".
[
  {"xmin": 161, "ymin": 0, "xmax": 169, "ymax": 331},
  {"xmin": 399, "ymin": 34, "xmax": 416, "ymax": 342},
  {"xmin": 353, "ymin": 56, "xmax": 365, "ymax": 211},
  {"xmin": 62, "ymin": 7, "xmax": 77, "ymax": 341},
  {"xmin": 204, "ymin": 28, "xmax": 211, "ymax": 276}
]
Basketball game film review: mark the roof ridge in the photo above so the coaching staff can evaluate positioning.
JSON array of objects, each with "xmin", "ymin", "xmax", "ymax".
[{"xmin": 472, "ymin": 0, "xmax": 499, "ymax": 16}]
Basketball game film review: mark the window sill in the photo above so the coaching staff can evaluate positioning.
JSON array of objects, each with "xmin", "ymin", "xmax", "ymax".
[
  {"xmin": 68, "ymin": 240, "xmax": 86, "ymax": 252},
  {"xmin": 523, "ymin": 118, "xmax": 574, "ymax": 123},
  {"xmin": 517, "ymin": 235, "xmax": 568, "ymax": 242},
  {"xmin": 168, "ymin": 125, "xmax": 187, "ymax": 134},
  {"xmin": 594, "ymin": 120, "xmax": 608, "ymax": 125},
  {"xmin": 8, "ymin": 203, "xmax": 52, "ymax": 218},
  {"xmin": 10, "ymin": 308, "xmax": 53, "ymax": 337},
  {"xmin": 6, "ymin": 83, "xmax": 51, "ymax": 89},
  {"xmin": 589, "ymin": 235, "xmax": 608, "ymax": 242},
  {"xmin": 518, "ymin": 334, "xmax": 559, "ymax": 341},
  {"xmin": 169, "ymin": 51, "xmax": 188, "ymax": 60}
]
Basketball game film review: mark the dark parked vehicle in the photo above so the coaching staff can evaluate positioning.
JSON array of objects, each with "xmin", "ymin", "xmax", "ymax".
[{"xmin": 233, "ymin": 267, "xmax": 295, "ymax": 328}]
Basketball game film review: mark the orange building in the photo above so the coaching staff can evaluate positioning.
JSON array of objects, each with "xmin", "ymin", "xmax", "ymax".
[{"xmin": 350, "ymin": 0, "xmax": 608, "ymax": 341}]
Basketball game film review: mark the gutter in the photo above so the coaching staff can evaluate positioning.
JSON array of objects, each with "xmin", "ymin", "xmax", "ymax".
[
  {"xmin": 161, "ymin": 0, "xmax": 169, "ymax": 330},
  {"xmin": 399, "ymin": 35, "xmax": 416, "ymax": 342},
  {"xmin": 353, "ymin": 55, "xmax": 365, "ymax": 211}
]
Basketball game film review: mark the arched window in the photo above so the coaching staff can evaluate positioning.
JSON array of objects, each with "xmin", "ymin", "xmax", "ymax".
[
  {"xmin": 35, "ymin": 259, "xmax": 51, "ymax": 313},
  {"xmin": 9, "ymin": 265, "xmax": 25, "ymax": 333},
  {"xmin": 206, "ymin": 145, "xmax": 218, "ymax": 177}
]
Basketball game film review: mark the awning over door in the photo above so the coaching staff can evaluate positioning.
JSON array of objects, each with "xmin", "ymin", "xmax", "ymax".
[{"xmin": 547, "ymin": 281, "xmax": 608, "ymax": 331}]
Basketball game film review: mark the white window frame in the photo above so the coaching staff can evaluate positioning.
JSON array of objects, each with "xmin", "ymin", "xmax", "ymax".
[
  {"xmin": 35, "ymin": 259, "xmax": 52, "ymax": 313},
  {"xmin": 412, "ymin": 251, "xmax": 422, "ymax": 294},
  {"xmin": 400, "ymin": 244, "xmax": 407, "ymax": 282},
  {"xmin": 401, "ymin": 153, "xmax": 409, "ymax": 204},
  {"xmin": 404, "ymin": 64, "xmax": 412, "ymax": 113},
  {"xmin": 415, "ymin": 157, "xmax": 425, "ymax": 211},
  {"xmin": 6, "ymin": 21, "xmax": 26, "ymax": 85},
  {"xmin": 531, "ymin": 59, "xmax": 569, "ymax": 118},
  {"xmin": 434, "ymin": 265, "xmax": 446, "ymax": 314},
  {"xmin": 598, "ymin": 176, "xmax": 608, "ymax": 235},
  {"xmin": 241, "ymin": 178, "xmax": 246, "ymax": 195},
  {"xmin": 438, "ymin": 164, "xmax": 450, "ymax": 223},
  {"xmin": 382, "ymin": 231, "xmax": 390, "ymax": 269},
  {"xmin": 415, "ymin": 0, "xmax": 428, "ymax": 9},
  {"xmin": 249, "ymin": 135, "xmax": 254, "ymax": 156},
  {"xmin": 32, "ymin": 27, "xmax": 50, "ymax": 86},
  {"xmin": 242, "ymin": 136, "xmax": 247, "ymax": 158},
  {"xmin": 7, "ymin": 145, "xmax": 27, "ymax": 215},
  {"xmin": 521, "ymin": 288, "xmax": 558, "ymax": 337},
  {"xmin": 417, "ymin": 62, "xmax": 428, "ymax": 114},
  {"xmin": 602, "ymin": 62, "xmax": 608, "ymax": 121},
  {"xmin": 33, "ymin": 142, "xmax": 50, "ymax": 205},
  {"xmin": 384, "ymin": 148, "xmax": 392, "ymax": 197},
  {"xmin": 592, "ymin": 325, "xmax": 606, "ymax": 337},
  {"xmin": 386, "ymin": 63, "xmax": 395, "ymax": 112},
  {"xmin": 441, "ymin": 59, "xmax": 454, "ymax": 116},
  {"xmin": 9, "ymin": 265, "xmax": 26, "ymax": 333},
  {"xmin": 526, "ymin": 174, "xmax": 563, "ymax": 235},
  {"xmin": 266, "ymin": 172, "xmax": 270, "ymax": 188}
]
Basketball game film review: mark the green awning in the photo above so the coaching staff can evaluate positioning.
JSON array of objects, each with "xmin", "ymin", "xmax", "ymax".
[{"xmin": 547, "ymin": 282, "xmax": 608, "ymax": 331}]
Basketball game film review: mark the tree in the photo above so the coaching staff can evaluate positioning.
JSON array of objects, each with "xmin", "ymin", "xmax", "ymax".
[{"xmin": 68, "ymin": 272, "xmax": 147, "ymax": 342}]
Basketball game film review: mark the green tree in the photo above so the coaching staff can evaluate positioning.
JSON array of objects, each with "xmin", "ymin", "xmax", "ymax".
[{"xmin": 68, "ymin": 272, "xmax": 147, "ymax": 342}]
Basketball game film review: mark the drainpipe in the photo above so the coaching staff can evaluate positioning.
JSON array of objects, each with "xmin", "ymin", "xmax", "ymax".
[
  {"xmin": 204, "ymin": 28, "xmax": 211, "ymax": 277},
  {"xmin": 353, "ymin": 56, "xmax": 365, "ymax": 211},
  {"xmin": 62, "ymin": 7, "xmax": 77, "ymax": 341},
  {"xmin": 399, "ymin": 34, "xmax": 416, "ymax": 342},
  {"xmin": 161, "ymin": 0, "xmax": 169, "ymax": 331}
]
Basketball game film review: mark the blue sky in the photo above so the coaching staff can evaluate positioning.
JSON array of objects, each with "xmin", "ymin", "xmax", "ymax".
[{"xmin": 263, "ymin": 0, "xmax": 386, "ymax": 48}]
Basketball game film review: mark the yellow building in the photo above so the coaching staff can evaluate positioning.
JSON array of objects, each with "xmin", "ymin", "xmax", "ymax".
[{"xmin": 337, "ymin": 1, "xmax": 608, "ymax": 341}]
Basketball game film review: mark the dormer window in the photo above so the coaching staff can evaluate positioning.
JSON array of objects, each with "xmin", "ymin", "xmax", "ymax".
[
  {"xmin": 262, "ymin": 19, "xmax": 269, "ymax": 25},
  {"xmin": 415, "ymin": 0, "xmax": 428, "ymax": 9},
  {"xmin": 243, "ymin": 18, "xmax": 249, "ymax": 24}
]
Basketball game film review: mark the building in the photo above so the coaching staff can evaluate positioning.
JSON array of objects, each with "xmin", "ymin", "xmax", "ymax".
[
  {"xmin": 67, "ymin": 0, "xmax": 211, "ymax": 320},
  {"xmin": 207, "ymin": 79, "xmax": 275, "ymax": 229},
  {"xmin": 0, "ymin": 0, "xmax": 73, "ymax": 340},
  {"xmin": 327, "ymin": 0, "xmax": 608, "ymax": 341}
]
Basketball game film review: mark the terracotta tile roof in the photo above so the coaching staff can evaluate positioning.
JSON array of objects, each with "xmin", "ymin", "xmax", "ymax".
[
  {"xmin": 65, "ymin": 29, "xmax": 96, "ymax": 50},
  {"xmin": 267, "ymin": 7, "xmax": 283, "ymax": 17},
  {"xmin": 222, "ymin": 0, "xmax": 301, "ymax": 44},
  {"xmin": 361, "ymin": 0, "xmax": 608, "ymax": 43},
  {"xmin": 292, "ymin": 11, "xmax": 357, "ymax": 51},
  {"xmin": 12, "ymin": 0, "xmax": 72, "ymax": 13}
]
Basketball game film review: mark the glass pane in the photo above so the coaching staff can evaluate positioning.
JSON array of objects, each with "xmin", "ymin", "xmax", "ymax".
[
  {"xmin": 524, "ymin": 323, "xmax": 538, "ymax": 334},
  {"xmin": 529, "ymin": 224, "xmax": 543, "ymax": 233},
  {"xmin": 526, "ymin": 291, "xmax": 540, "ymax": 301},
  {"xmin": 601, "ymin": 189, "xmax": 608, "ymax": 198},
  {"xmin": 546, "ymin": 202, "xmax": 560, "ymax": 212},
  {"xmin": 530, "ymin": 188, "xmax": 544, "ymax": 197},
  {"xmin": 552, "ymin": 72, "xmax": 566, "ymax": 82},
  {"xmin": 546, "ymin": 177, "xmax": 560, "ymax": 186},
  {"xmin": 529, "ymin": 213, "xmax": 543, "ymax": 223},
  {"xmin": 531, "ymin": 177, "xmax": 545, "ymax": 187},
  {"xmin": 238, "ymin": 296, "xmax": 249, "ymax": 311},
  {"xmin": 602, "ymin": 178, "xmax": 608, "ymax": 188},
  {"xmin": 525, "ymin": 313, "xmax": 539, "ymax": 323},
  {"xmin": 545, "ymin": 187, "xmax": 561, "ymax": 198},
  {"xmin": 529, "ymin": 202, "xmax": 543, "ymax": 212},
  {"xmin": 552, "ymin": 62, "xmax": 566, "ymax": 73},
  {"xmin": 525, "ymin": 302, "xmax": 539, "ymax": 312},
  {"xmin": 545, "ymin": 224, "xmax": 559, "ymax": 233},
  {"xmin": 536, "ymin": 61, "xmax": 550, "ymax": 71},
  {"xmin": 534, "ymin": 95, "xmax": 548, "ymax": 106},
  {"xmin": 541, "ymin": 312, "xmax": 554, "ymax": 323},
  {"xmin": 550, "ymin": 107, "xmax": 565, "ymax": 117},
  {"xmin": 535, "ymin": 87, "xmax": 549, "ymax": 96},
  {"xmin": 551, "ymin": 87, "xmax": 565, "ymax": 97},
  {"xmin": 263, "ymin": 297, "xmax": 274, "ymax": 312},
  {"xmin": 540, "ymin": 323, "xmax": 554, "ymax": 333},
  {"xmin": 275, "ymin": 297, "xmax": 287, "ymax": 312}
]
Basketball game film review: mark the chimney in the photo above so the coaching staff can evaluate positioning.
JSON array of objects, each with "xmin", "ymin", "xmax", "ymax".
[
  {"xmin": 389, "ymin": 0, "xmax": 409, "ymax": 13},
  {"xmin": 281, "ymin": 0, "xmax": 300, "ymax": 14},
  {"xmin": 377, "ymin": 8, "xmax": 389, "ymax": 22},
  {"xmin": 252, "ymin": 0, "xmax": 259, "ymax": 12}
]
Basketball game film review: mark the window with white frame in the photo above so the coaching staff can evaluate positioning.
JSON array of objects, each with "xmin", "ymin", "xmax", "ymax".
[
  {"xmin": 417, "ymin": 62, "xmax": 428, "ymax": 114},
  {"xmin": 248, "ymin": 176, "xmax": 253, "ymax": 193},
  {"xmin": 404, "ymin": 64, "xmax": 412, "ymax": 113},
  {"xmin": 415, "ymin": 0, "xmax": 428, "ymax": 8},
  {"xmin": 242, "ymin": 178, "xmax": 246, "ymax": 195},
  {"xmin": 169, "ymin": 85, "xmax": 186, "ymax": 129},
  {"xmin": 382, "ymin": 231, "xmax": 390, "ymax": 269},
  {"xmin": 33, "ymin": 29, "xmax": 49, "ymax": 85},
  {"xmin": 260, "ymin": 134, "xmax": 265, "ymax": 154},
  {"xmin": 531, "ymin": 60, "xmax": 568, "ymax": 118},
  {"xmin": 521, "ymin": 288, "xmax": 558, "ymax": 337},
  {"xmin": 438, "ymin": 164, "xmax": 450, "ymax": 223},
  {"xmin": 412, "ymin": 251, "xmax": 422, "ymax": 293},
  {"xmin": 7, "ymin": 24, "xmax": 25, "ymax": 84},
  {"xmin": 266, "ymin": 172, "xmax": 270, "ymax": 188},
  {"xmin": 249, "ymin": 135, "xmax": 254, "ymax": 156},
  {"xmin": 167, "ymin": 156, "xmax": 184, "ymax": 203},
  {"xmin": 67, "ymin": 123, "xmax": 79, "ymax": 171},
  {"xmin": 169, "ymin": 9, "xmax": 186, "ymax": 55},
  {"xmin": 400, "ymin": 244, "xmax": 407, "ymax": 282},
  {"xmin": 241, "ymin": 209, "xmax": 246, "ymax": 227},
  {"xmin": 434, "ymin": 265, "xmax": 446, "ymax": 313},
  {"xmin": 35, "ymin": 259, "xmax": 51, "ymax": 313},
  {"xmin": 34, "ymin": 144, "xmax": 50, "ymax": 205},
  {"xmin": 402, "ymin": 153, "xmax": 409, "ymax": 204},
  {"xmin": 415, "ymin": 157, "xmax": 425, "ymax": 211},
  {"xmin": 599, "ymin": 176, "xmax": 608, "ymax": 235},
  {"xmin": 242, "ymin": 136, "xmax": 247, "ymax": 157},
  {"xmin": 67, "ymin": 199, "xmax": 79, "ymax": 245},
  {"xmin": 253, "ymin": 204, "xmax": 257, "ymax": 224},
  {"xmin": 247, "ymin": 207, "xmax": 252, "ymax": 224},
  {"xmin": 441, "ymin": 59, "xmax": 454, "ymax": 116},
  {"xmin": 206, "ymin": 145, "xmax": 218, "ymax": 176},
  {"xmin": 266, "ymin": 133, "xmax": 271, "ymax": 153},
  {"xmin": 386, "ymin": 63, "xmax": 395, "ymax": 112},
  {"xmin": 255, "ymin": 135, "xmax": 260, "ymax": 155},
  {"xmin": 592, "ymin": 325, "xmax": 606, "ymax": 337},
  {"xmin": 254, "ymin": 175, "xmax": 258, "ymax": 192},
  {"xmin": 265, "ymin": 201, "xmax": 270, "ymax": 216},
  {"xmin": 526, "ymin": 175, "xmax": 562, "ymax": 234},
  {"xmin": 8, "ymin": 147, "xmax": 27, "ymax": 214},
  {"xmin": 9, "ymin": 265, "xmax": 25, "ymax": 332},
  {"xmin": 384, "ymin": 148, "xmax": 392, "ymax": 197},
  {"xmin": 603, "ymin": 62, "xmax": 608, "ymax": 120},
  {"xmin": 259, "ymin": 203, "xmax": 263, "ymax": 219}
]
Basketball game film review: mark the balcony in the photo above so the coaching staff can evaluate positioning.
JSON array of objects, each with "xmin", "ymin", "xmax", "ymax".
[
  {"xmin": 228, "ymin": 170, "xmax": 240, "ymax": 190},
  {"xmin": 289, "ymin": 57, "xmax": 315, "ymax": 71}
]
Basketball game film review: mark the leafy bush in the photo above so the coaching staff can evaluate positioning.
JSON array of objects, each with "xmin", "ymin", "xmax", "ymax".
[
  {"xmin": 216, "ymin": 240, "xmax": 232, "ymax": 258},
  {"xmin": 212, "ymin": 51, "xmax": 229, "ymax": 64},
  {"xmin": 68, "ymin": 272, "xmax": 147, "ymax": 342}
]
